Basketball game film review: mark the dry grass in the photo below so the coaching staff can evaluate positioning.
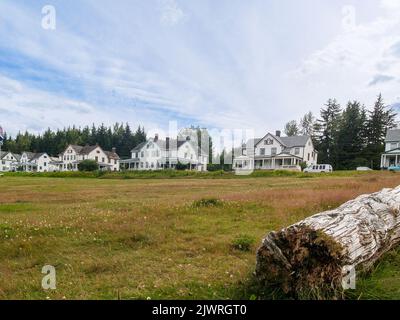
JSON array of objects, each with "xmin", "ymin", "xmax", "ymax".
[{"xmin": 0, "ymin": 171, "xmax": 399, "ymax": 300}]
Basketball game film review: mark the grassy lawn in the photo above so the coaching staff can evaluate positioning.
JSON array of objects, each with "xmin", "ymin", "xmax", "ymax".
[{"xmin": 1, "ymin": 171, "xmax": 400, "ymax": 300}]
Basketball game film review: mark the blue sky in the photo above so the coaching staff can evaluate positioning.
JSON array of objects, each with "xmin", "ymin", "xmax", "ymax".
[{"xmin": 1, "ymin": 0, "xmax": 400, "ymax": 136}]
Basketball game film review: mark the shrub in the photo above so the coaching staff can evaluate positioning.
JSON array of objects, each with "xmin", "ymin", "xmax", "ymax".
[
  {"xmin": 176, "ymin": 162, "xmax": 189, "ymax": 170},
  {"xmin": 300, "ymin": 161, "xmax": 308, "ymax": 171},
  {"xmin": 231, "ymin": 234, "xmax": 256, "ymax": 252},
  {"xmin": 192, "ymin": 198, "xmax": 223, "ymax": 208},
  {"xmin": 78, "ymin": 160, "xmax": 99, "ymax": 172}
]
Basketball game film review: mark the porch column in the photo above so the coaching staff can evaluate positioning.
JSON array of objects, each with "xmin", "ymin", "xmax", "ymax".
[
  {"xmin": 396, "ymin": 155, "xmax": 399, "ymax": 166},
  {"xmin": 272, "ymin": 158, "xmax": 276, "ymax": 169}
]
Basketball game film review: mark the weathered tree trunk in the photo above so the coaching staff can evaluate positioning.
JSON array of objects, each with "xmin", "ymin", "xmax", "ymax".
[{"xmin": 255, "ymin": 186, "xmax": 400, "ymax": 299}]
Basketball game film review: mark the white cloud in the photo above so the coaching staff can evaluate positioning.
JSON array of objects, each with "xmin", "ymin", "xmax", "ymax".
[
  {"xmin": 290, "ymin": 0, "xmax": 400, "ymax": 111},
  {"xmin": 159, "ymin": 0, "xmax": 186, "ymax": 27}
]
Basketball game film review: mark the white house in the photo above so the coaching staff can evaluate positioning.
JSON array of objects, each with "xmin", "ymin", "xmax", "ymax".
[
  {"xmin": 0, "ymin": 151, "xmax": 21, "ymax": 172},
  {"xmin": 381, "ymin": 129, "xmax": 400, "ymax": 168},
  {"xmin": 59, "ymin": 144, "xmax": 120, "ymax": 171},
  {"xmin": 121, "ymin": 133, "xmax": 209, "ymax": 171},
  {"xmin": 233, "ymin": 130, "xmax": 318, "ymax": 171},
  {"xmin": 18, "ymin": 152, "xmax": 55, "ymax": 172}
]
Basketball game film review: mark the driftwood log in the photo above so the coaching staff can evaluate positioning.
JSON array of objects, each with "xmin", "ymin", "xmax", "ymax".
[{"xmin": 255, "ymin": 185, "xmax": 400, "ymax": 299}]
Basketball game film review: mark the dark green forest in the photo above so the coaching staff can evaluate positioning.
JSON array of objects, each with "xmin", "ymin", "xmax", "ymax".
[{"xmin": 1, "ymin": 123, "xmax": 147, "ymax": 158}]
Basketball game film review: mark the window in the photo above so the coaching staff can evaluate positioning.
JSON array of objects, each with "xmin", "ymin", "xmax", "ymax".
[
  {"xmin": 295, "ymin": 148, "xmax": 300, "ymax": 155},
  {"xmin": 260, "ymin": 148, "xmax": 265, "ymax": 156},
  {"xmin": 95, "ymin": 156, "xmax": 99, "ymax": 162},
  {"xmin": 271, "ymin": 148, "xmax": 277, "ymax": 156},
  {"xmin": 44, "ymin": 162, "xmax": 47, "ymax": 166},
  {"xmin": 308, "ymin": 153, "xmax": 310, "ymax": 161},
  {"xmin": 141, "ymin": 151, "xmax": 144, "ymax": 157},
  {"xmin": 102, "ymin": 157, "xmax": 105, "ymax": 163}
]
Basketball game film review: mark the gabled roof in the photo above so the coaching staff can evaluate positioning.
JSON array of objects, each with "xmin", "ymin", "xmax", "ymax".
[
  {"xmin": 280, "ymin": 136, "xmax": 310, "ymax": 148},
  {"xmin": 31, "ymin": 153, "xmax": 47, "ymax": 161},
  {"xmin": 0, "ymin": 151, "xmax": 11, "ymax": 159},
  {"xmin": 251, "ymin": 133, "xmax": 311, "ymax": 148},
  {"xmin": 386, "ymin": 129, "xmax": 400, "ymax": 142},
  {"xmin": 131, "ymin": 141, "xmax": 147, "ymax": 153},
  {"xmin": 79, "ymin": 145, "xmax": 98, "ymax": 155},
  {"xmin": 67, "ymin": 144, "xmax": 100, "ymax": 155},
  {"xmin": 104, "ymin": 151, "xmax": 120, "ymax": 160},
  {"xmin": 22, "ymin": 151, "xmax": 36, "ymax": 160}
]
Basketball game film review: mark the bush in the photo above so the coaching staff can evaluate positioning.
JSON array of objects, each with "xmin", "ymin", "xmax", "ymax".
[
  {"xmin": 78, "ymin": 160, "xmax": 99, "ymax": 172},
  {"xmin": 231, "ymin": 234, "xmax": 256, "ymax": 252},
  {"xmin": 300, "ymin": 161, "xmax": 308, "ymax": 171},
  {"xmin": 176, "ymin": 162, "xmax": 189, "ymax": 170},
  {"xmin": 192, "ymin": 198, "xmax": 223, "ymax": 208}
]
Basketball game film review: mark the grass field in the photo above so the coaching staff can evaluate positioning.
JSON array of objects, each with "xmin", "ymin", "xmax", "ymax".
[{"xmin": 1, "ymin": 171, "xmax": 400, "ymax": 300}]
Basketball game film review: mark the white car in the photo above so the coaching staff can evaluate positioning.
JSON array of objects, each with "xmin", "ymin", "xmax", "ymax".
[
  {"xmin": 303, "ymin": 164, "xmax": 333, "ymax": 173},
  {"xmin": 356, "ymin": 167, "xmax": 373, "ymax": 171}
]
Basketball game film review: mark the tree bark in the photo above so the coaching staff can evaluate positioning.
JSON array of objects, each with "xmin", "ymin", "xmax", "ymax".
[{"xmin": 255, "ymin": 186, "xmax": 400, "ymax": 299}]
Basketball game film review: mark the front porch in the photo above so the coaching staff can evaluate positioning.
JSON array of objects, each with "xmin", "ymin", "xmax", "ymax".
[
  {"xmin": 233, "ymin": 155, "xmax": 302, "ymax": 171},
  {"xmin": 254, "ymin": 156, "xmax": 302, "ymax": 171},
  {"xmin": 381, "ymin": 152, "xmax": 400, "ymax": 168}
]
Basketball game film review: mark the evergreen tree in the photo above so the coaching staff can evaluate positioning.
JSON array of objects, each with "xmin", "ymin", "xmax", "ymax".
[
  {"xmin": 316, "ymin": 99, "xmax": 342, "ymax": 168},
  {"xmin": 336, "ymin": 101, "xmax": 366, "ymax": 169},
  {"xmin": 365, "ymin": 94, "xmax": 397, "ymax": 169},
  {"xmin": 284, "ymin": 120, "xmax": 299, "ymax": 136},
  {"xmin": 299, "ymin": 111, "xmax": 316, "ymax": 136}
]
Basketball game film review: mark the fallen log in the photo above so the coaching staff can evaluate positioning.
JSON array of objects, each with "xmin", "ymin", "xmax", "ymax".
[{"xmin": 255, "ymin": 185, "xmax": 400, "ymax": 299}]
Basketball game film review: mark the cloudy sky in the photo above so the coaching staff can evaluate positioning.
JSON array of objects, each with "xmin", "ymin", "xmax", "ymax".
[{"xmin": 1, "ymin": 0, "xmax": 400, "ymax": 137}]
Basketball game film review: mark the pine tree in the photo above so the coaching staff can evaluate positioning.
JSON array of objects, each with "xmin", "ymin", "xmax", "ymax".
[
  {"xmin": 365, "ymin": 94, "xmax": 397, "ymax": 169},
  {"xmin": 316, "ymin": 99, "xmax": 342, "ymax": 168},
  {"xmin": 284, "ymin": 120, "xmax": 299, "ymax": 136},
  {"xmin": 336, "ymin": 101, "xmax": 366, "ymax": 169},
  {"xmin": 299, "ymin": 111, "xmax": 316, "ymax": 136}
]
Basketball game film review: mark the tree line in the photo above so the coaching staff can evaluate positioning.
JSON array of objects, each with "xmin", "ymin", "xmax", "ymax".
[
  {"xmin": 284, "ymin": 94, "xmax": 397, "ymax": 170},
  {"xmin": 1, "ymin": 123, "xmax": 147, "ymax": 158}
]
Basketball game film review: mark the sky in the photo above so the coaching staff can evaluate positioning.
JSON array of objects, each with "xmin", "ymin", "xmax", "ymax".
[{"xmin": 1, "ymin": 0, "xmax": 400, "ymax": 137}]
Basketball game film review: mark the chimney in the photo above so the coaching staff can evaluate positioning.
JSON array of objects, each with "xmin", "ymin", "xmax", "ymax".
[
  {"xmin": 154, "ymin": 133, "xmax": 159, "ymax": 142},
  {"xmin": 275, "ymin": 130, "xmax": 281, "ymax": 137},
  {"xmin": 112, "ymin": 147, "xmax": 116, "ymax": 154}
]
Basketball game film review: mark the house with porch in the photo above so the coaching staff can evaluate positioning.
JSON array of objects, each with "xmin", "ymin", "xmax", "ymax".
[
  {"xmin": 59, "ymin": 144, "xmax": 120, "ymax": 171},
  {"xmin": 19, "ymin": 152, "xmax": 55, "ymax": 172},
  {"xmin": 120, "ymin": 132, "xmax": 208, "ymax": 171},
  {"xmin": 381, "ymin": 129, "xmax": 400, "ymax": 169},
  {"xmin": 0, "ymin": 151, "xmax": 21, "ymax": 172},
  {"xmin": 233, "ymin": 131, "xmax": 318, "ymax": 171}
]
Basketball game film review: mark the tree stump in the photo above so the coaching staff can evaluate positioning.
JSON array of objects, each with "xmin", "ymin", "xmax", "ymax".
[{"xmin": 255, "ymin": 186, "xmax": 400, "ymax": 299}]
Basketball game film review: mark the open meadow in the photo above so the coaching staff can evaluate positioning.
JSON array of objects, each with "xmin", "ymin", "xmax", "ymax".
[{"xmin": 1, "ymin": 171, "xmax": 400, "ymax": 300}]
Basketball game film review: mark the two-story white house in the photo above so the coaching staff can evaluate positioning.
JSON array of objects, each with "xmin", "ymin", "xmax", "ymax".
[
  {"xmin": 59, "ymin": 144, "xmax": 120, "ymax": 171},
  {"xmin": 19, "ymin": 152, "xmax": 54, "ymax": 172},
  {"xmin": 0, "ymin": 151, "xmax": 21, "ymax": 172},
  {"xmin": 121, "ymin": 133, "xmax": 208, "ymax": 171},
  {"xmin": 233, "ymin": 131, "xmax": 318, "ymax": 171},
  {"xmin": 381, "ymin": 129, "xmax": 400, "ymax": 168}
]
